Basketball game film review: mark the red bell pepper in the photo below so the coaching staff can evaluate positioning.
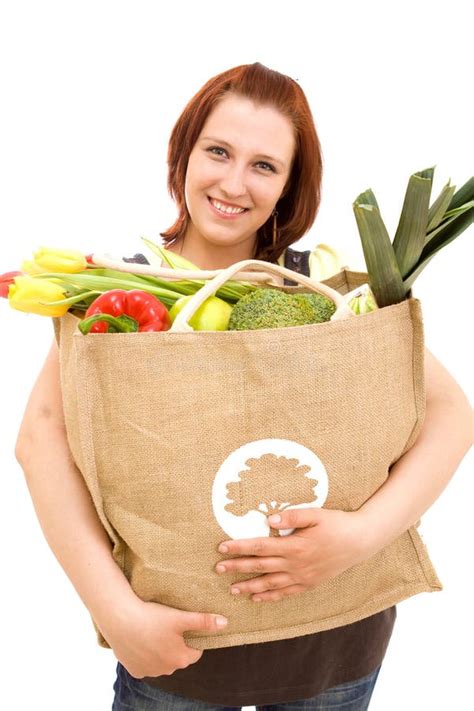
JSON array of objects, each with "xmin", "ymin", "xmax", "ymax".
[{"xmin": 78, "ymin": 289, "xmax": 171, "ymax": 334}]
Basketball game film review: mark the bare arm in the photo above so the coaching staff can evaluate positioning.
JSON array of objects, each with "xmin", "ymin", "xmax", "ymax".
[
  {"xmin": 14, "ymin": 337, "xmax": 226, "ymax": 676},
  {"xmin": 15, "ymin": 338, "xmax": 139, "ymax": 641},
  {"xmin": 358, "ymin": 346, "xmax": 473, "ymax": 552}
]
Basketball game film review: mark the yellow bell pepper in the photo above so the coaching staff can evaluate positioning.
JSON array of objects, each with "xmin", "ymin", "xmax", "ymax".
[{"xmin": 8, "ymin": 276, "xmax": 69, "ymax": 316}]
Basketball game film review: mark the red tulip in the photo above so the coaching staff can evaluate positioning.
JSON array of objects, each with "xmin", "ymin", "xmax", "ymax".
[{"xmin": 0, "ymin": 271, "xmax": 22, "ymax": 298}]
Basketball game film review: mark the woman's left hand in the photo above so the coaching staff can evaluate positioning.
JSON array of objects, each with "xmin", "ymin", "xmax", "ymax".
[{"xmin": 215, "ymin": 508, "xmax": 376, "ymax": 602}]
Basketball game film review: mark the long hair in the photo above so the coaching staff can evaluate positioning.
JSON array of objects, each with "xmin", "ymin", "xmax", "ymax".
[{"xmin": 160, "ymin": 62, "xmax": 323, "ymax": 262}]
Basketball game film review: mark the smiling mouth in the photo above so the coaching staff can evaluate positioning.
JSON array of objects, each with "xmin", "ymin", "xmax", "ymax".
[{"xmin": 208, "ymin": 196, "xmax": 250, "ymax": 214}]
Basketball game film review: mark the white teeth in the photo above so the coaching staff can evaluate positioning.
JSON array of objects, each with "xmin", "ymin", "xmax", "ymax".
[{"xmin": 211, "ymin": 198, "xmax": 246, "ymax": 215}]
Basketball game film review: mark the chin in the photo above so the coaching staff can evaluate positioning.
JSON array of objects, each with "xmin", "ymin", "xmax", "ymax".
[
  {"xmin": 207, "ymin": 236, "xmax": 243, "ymax": 249},
  {"xmin": 198, "ymin": 225, "xmax": 243, "ymax": 247}
]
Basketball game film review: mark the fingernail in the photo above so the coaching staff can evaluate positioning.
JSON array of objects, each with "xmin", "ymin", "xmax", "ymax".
[
  {"xmin": 268, "ymin": 514, "xmax": 281, "ymax": 524},
  {"xmin": 231, "ymin": 587, "xmax": 240, "ymax": 595},
  {"xmin": 216, "ymin": 564, "xmax": 226, "ymax": 574},
  {"xmin": 219, "ymin": 544, "xmax": 229, "ymax": 553},
  {"xmin": 216, "ymin": 616, "xmax": 228, "ymax": 628}
]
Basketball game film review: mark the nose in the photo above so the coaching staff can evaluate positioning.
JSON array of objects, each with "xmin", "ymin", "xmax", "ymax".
[{"xmin": 218, "ymin": 163, "xmax": 248, "ymax": 201}]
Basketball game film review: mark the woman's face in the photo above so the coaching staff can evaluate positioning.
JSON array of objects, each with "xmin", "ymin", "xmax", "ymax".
[{"xmin": 183, "ymin": 93, "xmax": 296, "ymax": 256}]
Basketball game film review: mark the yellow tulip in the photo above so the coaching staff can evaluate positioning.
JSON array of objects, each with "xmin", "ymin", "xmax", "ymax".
[
  {"xmin": 8, "ymin": 276, "xmax": 69, "ymax": 317},
  {"xmin": 21, "ymin": 259, "xmax": 48, "ymax": 275},
  {"xmin": 32, "ymin": 246, "xmax": 87, "ymax": 273}
]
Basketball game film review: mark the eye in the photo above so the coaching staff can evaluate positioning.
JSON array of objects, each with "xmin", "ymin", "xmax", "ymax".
[
  {"xmin": 256, "ymin": 161, "xmax": 276, "ymax": 173},
  {"xmin": 207, "ymin": 146, "xmax": 227, "ymax": 158},
  {"xmin": 206, "ymin": 146, "xmax": 276, "ymax": 173}
]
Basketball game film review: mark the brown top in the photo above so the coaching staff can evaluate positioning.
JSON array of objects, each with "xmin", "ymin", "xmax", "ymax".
[
  {"xmin": 124, "ymin": 249, "xmax": 397, "ymax": 706},
  {"xmin": 143, "ymin": 607, "xmax": 396, "ymax": 706}
]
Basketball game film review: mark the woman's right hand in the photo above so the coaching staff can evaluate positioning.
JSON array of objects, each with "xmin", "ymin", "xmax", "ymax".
[{"xmin": 100, "ymin": 597, "xmax": 228, "ymax": 679}]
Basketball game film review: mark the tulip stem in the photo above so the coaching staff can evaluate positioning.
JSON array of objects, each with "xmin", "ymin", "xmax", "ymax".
[{"xmin": 43, "ymin": 290, "xmax": 102, "ymax": 306}]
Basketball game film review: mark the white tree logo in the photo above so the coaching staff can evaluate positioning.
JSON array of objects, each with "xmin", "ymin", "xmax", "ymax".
[{"xmin": 211, "ymin": 439, "xmax": 328, "ymax": 539}]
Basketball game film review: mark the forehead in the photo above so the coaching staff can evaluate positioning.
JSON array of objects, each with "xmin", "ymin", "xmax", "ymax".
[{"xmin": 199, "ymin": 94, "xmax": 295, "ymax": 164}]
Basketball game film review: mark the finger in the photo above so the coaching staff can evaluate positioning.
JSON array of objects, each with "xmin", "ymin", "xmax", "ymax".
[
  {"xmin": 230, "ymin": 573, "xmax": 292, "ymax": 596},
  {"xmin": 218, "ymin": 537, "xmax": 288, "ymax": 557},
  {"xmin": 267, "ymin": 507, "xmax": 321, "ymax": 531},
  {"xmin": 252, "ymin": 584, "xmax": 307, "ymax": 602},
  {"xmin": 183, "ymin": 648, "xmax": 203, "ymax": 665},
  {"xmin": 179, "ymin": 611, "xmax": 228, "ymax": 634},
  {"xmin": 167, "ymin": 645, "xmax": 203, "ymax": 673},
  {"xmin": 216, "ymin": 556, "xmax": 286, "ymax": 575}
]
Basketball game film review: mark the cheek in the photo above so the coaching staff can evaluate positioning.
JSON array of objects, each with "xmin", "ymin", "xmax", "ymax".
[
  {"xmin": 252, "ymin": 182, "xmax": 283, "ymax": 209},
  {"xmin": 186, "ymin": 155, "xmax": 220, "ymax": 190},
  {"xmin": 184, "ymin": 162, "xmax": 210, "ymax": 210}
]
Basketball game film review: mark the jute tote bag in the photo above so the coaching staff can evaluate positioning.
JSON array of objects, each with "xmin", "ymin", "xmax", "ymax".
[{"xmin": 52, "ymin": 259, "xmax": 442, "ymax": 650}]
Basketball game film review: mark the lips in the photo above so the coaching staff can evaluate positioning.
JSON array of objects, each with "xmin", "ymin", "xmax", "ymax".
[{"xmin": 208, "ymin": 196, "xmax": 249, "ymax": 212}]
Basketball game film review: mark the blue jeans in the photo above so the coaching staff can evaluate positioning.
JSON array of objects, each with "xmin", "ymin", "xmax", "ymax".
[{"xmin": 112, "ymin": 661, "xmax": 381, "ymax": 710}]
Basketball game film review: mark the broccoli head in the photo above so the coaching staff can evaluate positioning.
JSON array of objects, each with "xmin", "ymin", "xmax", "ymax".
[
  {"xmin": 292, "ymin": 293, "xmax": 336, "ymax": 323},
  {"xmin": 227, "ymin": 288, "xmax": 335, "ymax": 331}
]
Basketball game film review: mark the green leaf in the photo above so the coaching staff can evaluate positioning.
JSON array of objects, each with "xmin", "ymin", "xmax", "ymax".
[
  {"xmin": 426, "ymin": 180, "xmax": 456, "ymax": 233},
  {"xmin": 417, "ymin": 166, "xmax": 436, "ymax": 182},
  {"xmin": 353, "ymin": 203, "xmax": 406, "ymax": 307},
  {"xmin": 425, "ymin": 200, "xmax": 474, "ymax": 245},
  {"xmin": 404, "ymin": 205, "xmax": 474, "ymax": 289},
  {"xmin": 140, "ymin": 237, "xmax": 199, "ymax": 270},
  {"xmin": 441, "ymin": 200, "xmax": 474, "ymax": 220},
  {"xmin": 447, "ymin": 176, "xmax": 474, "ymax": 211},
  {"xmin": 392, "ymin": 168, "xmax": 434, "ymax": 277},
  {"xmin": 353, "ymin": 188, "xmax": 380, "ymax": 210},
  {"xmin": 85, "ymin": 267, "xmax": 159, "ymax": 286},
  {"xmin": 45, "ymin": 290, "xmax": 102, "ymax": 306},
  {"xmin": 34, "ymin": 272, "xmax": 182, "ymax": 299},
  {"xmin": 140, "ymin": 236, "xmax": 255, "ymax": 302}
]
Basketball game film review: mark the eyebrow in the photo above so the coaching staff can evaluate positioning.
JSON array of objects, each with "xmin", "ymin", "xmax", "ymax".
[{"xmin": 200, "ymin": 136, "xmax": 285, "ymax": 169}]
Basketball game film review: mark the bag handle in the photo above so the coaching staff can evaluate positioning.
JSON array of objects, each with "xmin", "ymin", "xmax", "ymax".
[
  {"xmin": 89, "ymin": 253, "xmax": 283, "ymax": 284},
  {"xmin": 169, "ymin": 259, "xmax": 351, "ymax": 333}
]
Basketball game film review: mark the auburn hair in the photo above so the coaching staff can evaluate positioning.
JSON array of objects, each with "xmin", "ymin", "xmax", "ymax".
[{"xmin": 160, "ymin": 62, "xmax": 323, "ymax": 263}]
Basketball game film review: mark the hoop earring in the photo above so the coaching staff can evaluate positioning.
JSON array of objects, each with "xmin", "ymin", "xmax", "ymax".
[{"xmin": 272, "ymin": 209, "xmax": 278, "ymax": 247}]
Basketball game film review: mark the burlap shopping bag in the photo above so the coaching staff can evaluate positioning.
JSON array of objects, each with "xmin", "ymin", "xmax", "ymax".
[{"xmin": 53, "ymin": 259, "xmax": 442, "ymax": 650}]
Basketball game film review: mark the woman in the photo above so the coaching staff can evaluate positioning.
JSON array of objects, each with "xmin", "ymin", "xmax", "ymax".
[{"xmin": 15, "ymin": 63, "xmax": 472, "ymax": 710}]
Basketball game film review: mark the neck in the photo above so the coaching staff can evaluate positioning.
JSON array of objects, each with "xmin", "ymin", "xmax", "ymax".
[{"xmin": 166, "ymin": 230, "xmax": 258, "ymax": 270}]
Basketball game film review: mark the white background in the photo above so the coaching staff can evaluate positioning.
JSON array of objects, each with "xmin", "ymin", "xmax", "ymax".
[{"xmin": 0, "ymin": 1, "xmax": 472, "ymax": 709}]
